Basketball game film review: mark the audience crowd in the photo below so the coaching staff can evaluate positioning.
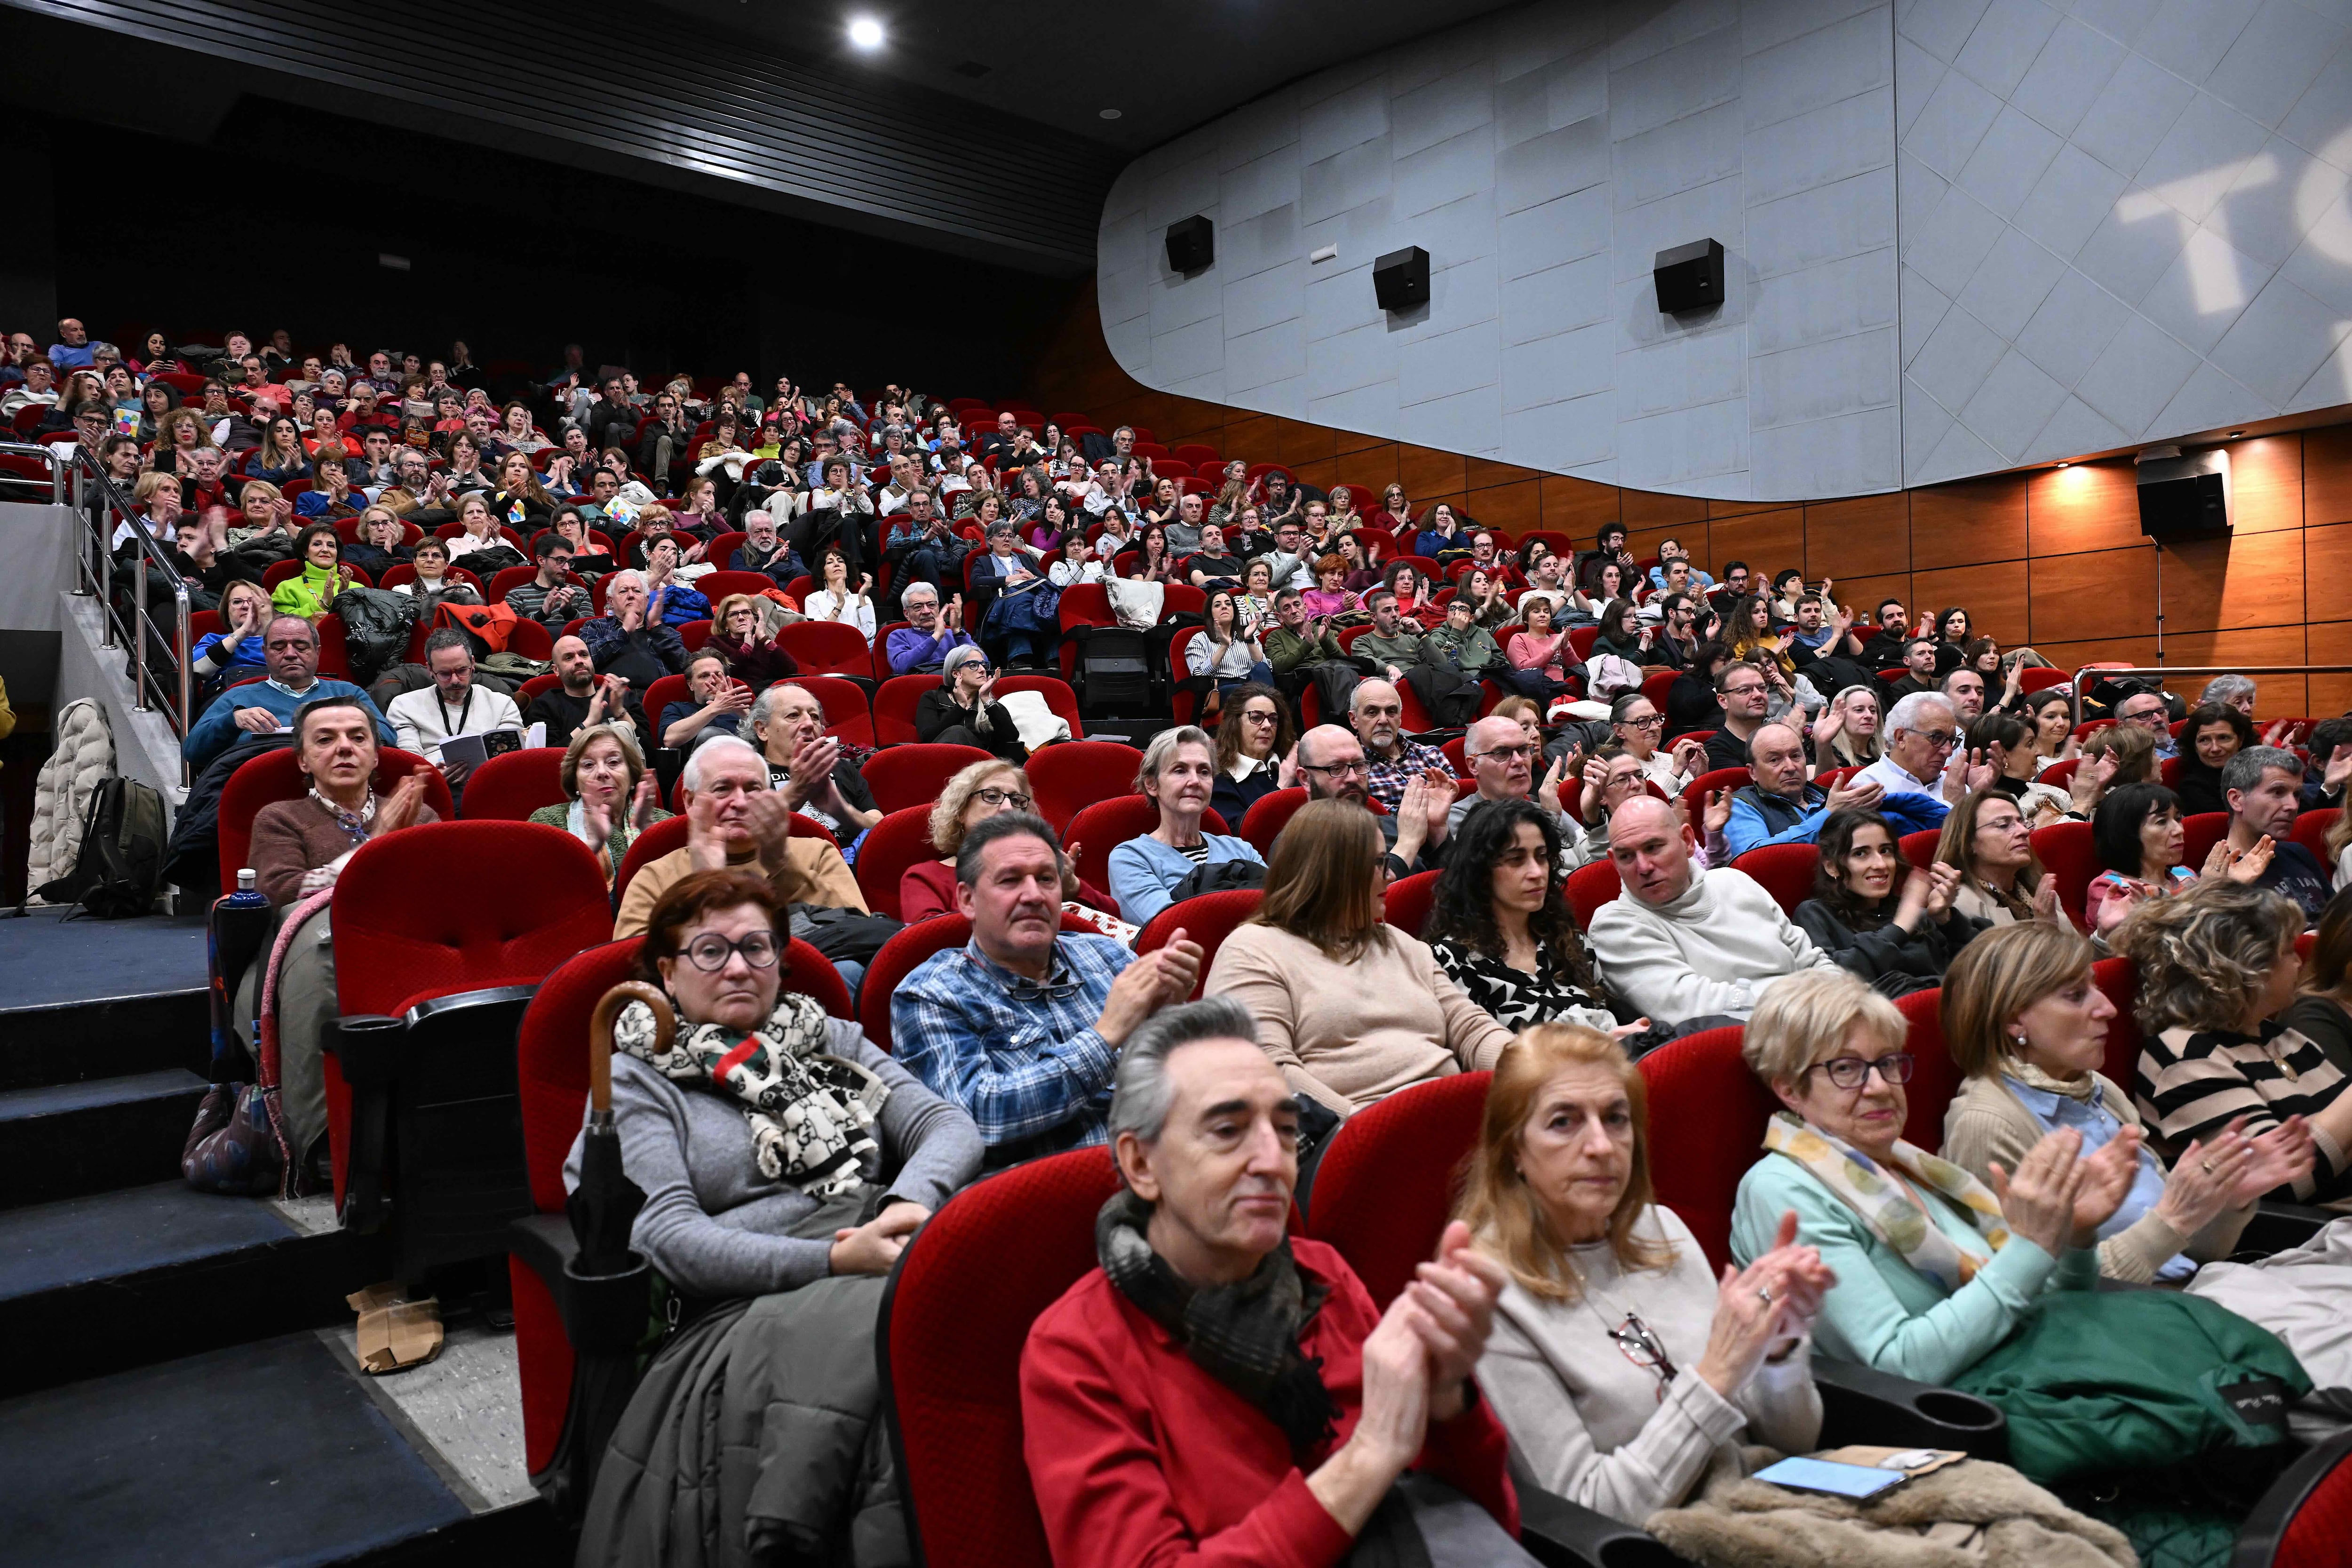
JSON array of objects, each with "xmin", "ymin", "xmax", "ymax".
[{"xmin": 24, "ymin": 317, "xmax": 2352, "ymax": 1565}]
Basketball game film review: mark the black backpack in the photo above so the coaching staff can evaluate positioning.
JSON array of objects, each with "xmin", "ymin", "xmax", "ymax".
[
  {"xmin": 1163, "ymin": 858, "xmax": 1269, "ymax": 906},
  {"xmin": 38, "ymin": 775, "xmax": 168, "ymax": 918}
]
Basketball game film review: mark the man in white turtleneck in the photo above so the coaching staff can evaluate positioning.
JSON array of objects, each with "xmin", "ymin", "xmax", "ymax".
[{"xmin": 1586, "ymin": 797, "xmax": 1838, "ymax": 1031}]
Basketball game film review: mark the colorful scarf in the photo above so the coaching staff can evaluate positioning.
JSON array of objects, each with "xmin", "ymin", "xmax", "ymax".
[
  {"xmin": 612, "ymin": 991, "xmax": 887, "ymax": 1196},
  {"xmin": 1763, "ymin": 1111, "xmax": 2010, "ymax": 1290}
]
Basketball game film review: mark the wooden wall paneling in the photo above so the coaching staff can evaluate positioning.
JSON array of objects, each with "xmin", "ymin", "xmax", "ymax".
[
  {"xmin": 1828, "ymin": 573, "xmax": 1914, "ymax": 629},
  {"xmin": 2163, "ymin": 626, "xmax": 2309, "ymax": 714},
  {"xmin": 1805, "ymin": 493, "xmax": 1910, "ymax": 580},
  {"xmin": 2304, "ymin": 425, "xmax": 2352, "ymax": 526},
  {"xmin": 1289, "ymin": 457, "xmax": 1339, "ymax": 494},
  {"xmin": 2306, "ymin": 621, "xmax": 2352, "ymax": 715},
  {"xmin": 1467, "ymin": 458, "xmax": 1540, "ymax": 491},
  {"xmin": 1540, "ymin": 475, "xmax": 1621, "ymax": 538},
  {"xmin": 1621, "ymin": 490, "xmax": 1709, "ymax": 529},
  {"xmin": 2306, "ymin": 523, "xmax": 2352, "ymax": 625},
  {"xmin": 1276, "ymin": 420, "xmax": 1339, "ymax": 466},
  {"xmin": 2227, "ymin": 436, "xmax": 2303, "ymax": 533},
  {"xmin": 1463, "ymin": 478, "xmax": 1541, "ymax": 533},
  {"xmin": 1708, "ymin": 496, "xmax": 1781, "ymax": 517},
  {"xmin": 1334, "ymin": 423, "xmax": 1389, "ymax": 456},
  {"xmin": 2026, "ymin": 545, "xmax": 2156, "ymax": 645},
  {"xmin": 2027, "ymin": 460, "xmax": 2141, "ymax": 557},
  {"xmin": 1909, "ymin": 475, "xmax": 2030, "ymax": 569},
  {"xmin": 1224, "ymin": 414, "xmax": 1280, "ymax": 464},
  {"xmin": 1914, "ymin": 558, "xmax": 2030, "ymax": 645},
  {"xmin": 1397, "ymin": 445, "xmax": 1467, "ymax": 501},
  {"xmin": 1624, "ymin": 522, "xmax": 1697, "ymax": 565},
  {"xmin": 2030, "ymin": 635, "xmax": 2161, "ymax": 678},
  {"xmin": 2158, "ymin": 528, "xmax": 2307, "ymax": 635},
  {"xmin": 1335, "ymin": 444, "xmax": 1400, "ymax": 496},
  {"xmin": 1707, "ymin": 508, "xmax": 1806, "ymax": 582}
]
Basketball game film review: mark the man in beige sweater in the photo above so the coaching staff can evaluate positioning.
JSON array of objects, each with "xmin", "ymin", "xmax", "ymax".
[{"xmin": 614, "ymin": 737, "xmax": 865, "ymax": 939}]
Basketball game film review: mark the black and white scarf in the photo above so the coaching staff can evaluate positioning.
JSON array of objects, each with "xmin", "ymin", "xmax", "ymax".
[
  {"xmin": 1095, "ymin": 1187, "xmax": 1339, "ymax": 1461},
  {"xmin": 613, "ymin": 991, "xmax": 887, "ymax": 1196}
]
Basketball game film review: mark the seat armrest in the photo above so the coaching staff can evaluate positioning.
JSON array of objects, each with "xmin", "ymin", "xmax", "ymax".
[
  {"xmin": 508, "ymin": 1211, "xmax": 651, "ymax": 1356},
  {"xmin": 2236, "ymin": 1200, "xmax": 2329, "ymax": 1259},
  {"xmin": 321, "ymin": 1013, "xmax": 403, "ymax": 1085},
  {"xmin": 1508, "ymin": 1453, "xmax": 1686, "ymax": 1568},
  {"xmin": 1813, "ymin": 1357, "xmax": 2006, "ymax": 1459}
]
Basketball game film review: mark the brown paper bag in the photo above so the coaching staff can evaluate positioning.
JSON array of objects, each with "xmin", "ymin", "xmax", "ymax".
[{"xmin": 346, "ymin": 1283, "xmax": 444, "ymax": 1374}]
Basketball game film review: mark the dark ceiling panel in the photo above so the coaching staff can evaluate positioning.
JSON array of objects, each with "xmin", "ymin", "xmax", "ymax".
[{"xmin": 2, "ymin": 0, "xmax": 1127, "ymax": 272}]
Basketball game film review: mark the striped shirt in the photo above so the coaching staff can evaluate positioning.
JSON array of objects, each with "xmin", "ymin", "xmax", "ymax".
[
  {"xmin": 890, "ymin": 934, "xmax": 1135, "ymax": 1168},
  {"xmin": 2136, "ymin": 1022, "xmax": 2349, "ymax": 1202}
]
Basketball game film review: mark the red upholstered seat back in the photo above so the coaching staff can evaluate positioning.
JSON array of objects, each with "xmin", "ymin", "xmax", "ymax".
[
  {"xmin": 796, "ymin": 674, "xmax": 876, "ymax": 748},
  {"xmin": 874, "ymin": 674, "xmax": 934, "ymax": 745},
  {"xmin": 1897, "ymin": 987, "xmax": 1962, "ymax": 1152},
  {"xmin": 776, "ymin": 620, "xmax": 875, "ymax": 678},
  {"xmin": 1565, "ymin": 859, "xmax": 1621, "ymax": 930},
  {"xmin": 860, "ymin": 915, "xmax": 976, "ymax": 1054},
  {"xmin": 1305, "ymin": 1073, "xmax": 1491, "ymax": 1309},
  {"xmin": 2183, "ymin": 811, "xmax": 2231, "ymax": 871},
  {"xmin": 882, "ymin": 1147, "xmax": 1125, "ymax": 1568},
  {"xmin": 1686, "ymin": 767, "xmax": 1749, "ymax": 825},
  {"xmin": 862, "ymin": 743, "xmax": 992, "ymax": 815},
  {"xmin": 612, "ymin": 813, "xmax": 690, "ymax": 908},
  {"xmin": 1133, "ymin": 890, "xmax": 1263, "ymax": 1000},
  {"xmin": 326, "ymin": 821, "xmax": 614, "ymax": 1207},
  {"xmin": 1731, "ymin": 843, "xmax": 1820, "ymax": 918},
  {"xmin": 2030, "ymin": 820, "xmax": 2100, "ymax": 930},
  {"xmin": 1899, "ymin": 828, "xmax": 1942, "ymax": 870},
  {"xmin": 216, "ymin": 745, "xmax": 453, "ymax": 892},
  {"xmin": 457, "ymin": 746, "xmax": 567, "ymax": 820},
  {"xmin": 1383, "ymin": 868, "xmax": 1441, "ymax": 937},
  {"xmin": 2292, "ymin": 808, "xmax": 2341, "ymax": 868},
  {"xmin": 2273, "ymin": 1435, "xmax": 2352, "ymax": 1568},
  {"xmin": 1025, "ymin": 740, "xmax": 1142, "ymax": 833},
  {"xmin": 1638, "ymin": 1024, "xmax": 1775, "ymax": 1272},
  {"xmin": 1238, "ymin": 786, "xmax": 1309, "ymax": 858},
  {"xmin": 2094, "ymin": 956, "xmax": 2142, "ymax": 1090},
  {"xmin": 855, "ymin": 807, "xmax": 941, "ymax": 921}
]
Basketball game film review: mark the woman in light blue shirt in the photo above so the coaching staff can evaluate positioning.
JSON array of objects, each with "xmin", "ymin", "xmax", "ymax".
[{"xmin": 1105, "ymin": 725, "xmax": 1263, "ymax": 926}]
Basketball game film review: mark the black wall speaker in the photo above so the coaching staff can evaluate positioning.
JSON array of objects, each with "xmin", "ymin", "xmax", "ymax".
[
  {"xmin": 1653, "ymin": 238, "xmax": 1724, "ymax": 313},
  {"xmin": 1165, "ymin": 215, "xmax": 1214, "ymax": 274},
  {"xmin": 1373, "ymin": 246, "xmax": 1430, "ymax": 310},
  {"xmin": 2137, "ymin": 448, "xmax": 2233, "ymax": 541}
]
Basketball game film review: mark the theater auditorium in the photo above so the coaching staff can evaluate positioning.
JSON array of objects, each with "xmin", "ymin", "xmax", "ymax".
[{"xmin": 6, "ymin": 0, "xmax": 2352, "ymax": 1562}]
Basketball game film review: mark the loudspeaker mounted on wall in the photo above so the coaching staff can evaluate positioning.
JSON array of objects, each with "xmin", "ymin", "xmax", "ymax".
[
  {"xmin": 2135, "ymin": 447, "xmax": 2233, "ymax": 541},
  {"xmin": 1164, "ymin": 215, "xmax": 1214, "ymax": 274},
  {"xmin": 1373, "ymin": 246, "xmax": 1430, "ymax": 311},
  {"xmin": 1653, "ymin": 239, "xmax": 1724, "ymax": 313}
]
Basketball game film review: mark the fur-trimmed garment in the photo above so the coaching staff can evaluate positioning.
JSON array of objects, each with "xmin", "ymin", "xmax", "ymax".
[{"xmin": 1645, "ymin": 1450, "xmax": 2135, "ymax": 1568}]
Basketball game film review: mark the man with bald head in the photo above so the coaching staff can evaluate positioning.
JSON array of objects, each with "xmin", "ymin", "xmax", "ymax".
[
  {"xmin": 1291, "ymin": 724, "xmax": 1448, "ymax": 876},
  {"xmin": 1586, "ymin": 796, "xmax": 1838, "ymax": 1030},
  {"xmin": 1723, "ymin": 722, "xmax": 1884, "ymax": 859}
]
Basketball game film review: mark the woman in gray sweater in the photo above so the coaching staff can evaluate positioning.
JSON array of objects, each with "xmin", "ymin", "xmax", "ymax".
[
  {"xmin": 1458, "ymin": 1023, "xmax": 1832, "ymax": 1527},
  {"xmin": 569, "ymin": 868, "xmax": 981, "ymax": 1567}
]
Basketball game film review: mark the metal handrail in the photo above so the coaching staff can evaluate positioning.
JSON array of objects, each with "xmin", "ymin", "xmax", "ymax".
[
  {"xmin": 2, "ymin": 441, "xmax": 193, "ymax": 763},
  {"xmin": 2069, "ymin": 665, "xmax": 2352, "ymax": 728}
]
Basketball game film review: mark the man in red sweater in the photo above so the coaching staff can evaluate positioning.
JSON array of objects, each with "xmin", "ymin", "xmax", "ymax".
[{"xmin": 1019, "ymin": 997, "xmax": 1525, "ymax": 1565}]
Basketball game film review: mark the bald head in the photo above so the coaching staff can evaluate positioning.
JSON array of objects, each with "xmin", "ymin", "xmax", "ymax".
[
  {"xmin": 1466, "ymin": 716, "xmax": 1534, "ymax": 801},
  {"xmin": 1351, "ymin": 679, "xmax": 1405, "ymax": 755},
  {"xmin": 1747, "ymin": 722, "xmax": 1809, "ymax": 800},
  {"xmin": 1606, "ymin": 796, "xmax": 1694, "ymax": 906},
  {"xmin": 1295, "ymin": 723, "xmax": 1368, "ymax": 804}
]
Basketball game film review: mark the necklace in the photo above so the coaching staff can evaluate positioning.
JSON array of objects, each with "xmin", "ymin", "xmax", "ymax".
[{"xmin": 310, "ymin": 786, "xmax": 377, "ymax": 849}]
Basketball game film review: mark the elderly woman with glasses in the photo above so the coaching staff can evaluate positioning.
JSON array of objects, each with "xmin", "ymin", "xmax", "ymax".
[
  {"xmin": 1732, "ymin": 968, "xmax": 2125, "ymax": 1383},
  {"xmin": 528, "ymin": 721, "xmax": 667, "ymax": 884},
  {"xmin": 1107, "ymin": 726, "xmax": 1266, "ymax": 925},
  {"xmin": 575, "ymin": 867, "xmax": 981, "ymax": 1567},
  {"xmin": 899, "ymin": 759, "xmax": 1118, "ymax": 923},
  {"xmin": 915, "ymin": 644, "xmax": 1025, "ymax": 763}
]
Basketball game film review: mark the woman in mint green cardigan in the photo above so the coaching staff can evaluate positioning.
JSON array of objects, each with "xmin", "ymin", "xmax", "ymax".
[{"xmin": 1728, "ymin": 969, "xmax": 2133, "ymax": 1385}]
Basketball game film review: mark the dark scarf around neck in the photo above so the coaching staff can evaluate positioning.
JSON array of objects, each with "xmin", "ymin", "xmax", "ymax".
[{"xmin": 1096, "ymin": 1187, "xmax": 1338, "ymax": 1461}]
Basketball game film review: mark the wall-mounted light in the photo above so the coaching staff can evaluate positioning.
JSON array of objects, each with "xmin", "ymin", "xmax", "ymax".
[{"xmin": 847, "ymin": 16, "xmax": 884, "ymax": 49}]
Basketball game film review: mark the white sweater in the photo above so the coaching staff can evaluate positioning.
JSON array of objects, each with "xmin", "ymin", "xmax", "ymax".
[
  {"xmin": 385, "ymin": 683, "xmax": 524, "ymax": 763},
  {"xmin": 1586, "ymin": 864, "xmax": 1837, "ymax": 1025}
]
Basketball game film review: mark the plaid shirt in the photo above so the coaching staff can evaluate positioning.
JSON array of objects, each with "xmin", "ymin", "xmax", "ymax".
[
  {"xmin": 1364, "ymin": 738, "xmax": 1451, "ymax": 812},
  {"xmin": 890, "ymin": 934, "xmax": 1135, "ymax": 1166}
]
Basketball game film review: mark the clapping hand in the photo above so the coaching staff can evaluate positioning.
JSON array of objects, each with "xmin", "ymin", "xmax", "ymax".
[
  {"xmin": 1395, "ymin": 1222, "xmax": 1509, "ymax": 1420},
  {"xmin": 374, "ymin": 772, "xmax": 429, "ymax": 835},
  {"xmin": 2067, "ymin": 1126, "xmax": 2145, "ymax": 1247},
  {"xmin": 2223, "ymin": 835, "xmax": 2275, "ymax": 883},
  {"xmin": 629, "ymin": 770, "xmax": 661, "ymax": 829},
  {"xmin": 1988, "ymin": 1128, "xmax": 2091, "ymax": 1256},
  {"xmin": 2238, "ymin": 1117, "xmax": 2316, "ymax": 1203},
  {"xmin": 1694, "ymin": 1211, "xmax": 1833, "ymax": 1397}
]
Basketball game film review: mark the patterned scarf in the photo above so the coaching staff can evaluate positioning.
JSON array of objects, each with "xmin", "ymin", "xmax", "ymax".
[
  {"xmin": 612, "ymin": 991, "xmax": 887, "ymax": 1196},
  {"xmin": 1762, "ymin": 1111, "xmax": 2010, "ymax": 1291},
  {"xmin": 1096, "ymin": 1188, "xmax": 1339, "ymax": 1462}
]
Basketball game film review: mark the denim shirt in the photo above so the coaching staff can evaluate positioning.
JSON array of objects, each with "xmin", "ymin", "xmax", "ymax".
[{"xmin": 2005, "ymin": 1075, "xmax": 2191, "ymax": 1282}]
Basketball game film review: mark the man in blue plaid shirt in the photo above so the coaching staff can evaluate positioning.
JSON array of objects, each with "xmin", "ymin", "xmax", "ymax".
[{"xmin": 892, "ymin": 814, "xmax": 1204, "ymax": 1168}]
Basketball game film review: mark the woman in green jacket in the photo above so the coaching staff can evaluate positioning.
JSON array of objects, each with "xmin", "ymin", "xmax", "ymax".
[
  {"xmin": 1729, "ymin": 968, "xmax": 2128, "ymax": 1385},
  {"xmin": 270, "ymin": 524, "xmax": 358, "ymax": 622}
]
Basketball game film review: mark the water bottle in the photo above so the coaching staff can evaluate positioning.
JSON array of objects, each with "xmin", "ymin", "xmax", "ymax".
[{"xmin": 209, "ymin": 870, "xmax": 274, "ymax": 1077}]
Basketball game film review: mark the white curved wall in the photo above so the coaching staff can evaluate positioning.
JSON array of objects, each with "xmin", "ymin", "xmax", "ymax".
[{"xmin": 1097, "ymin": 0, "xmax": 2352, "ymax": 499}]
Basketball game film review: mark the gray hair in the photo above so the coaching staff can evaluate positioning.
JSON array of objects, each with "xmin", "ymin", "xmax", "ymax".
[
  {"xmin": 953, "ymin": 810, "xmax": 1062, "ymax": 887},
  {"xmin": 1884, "ymin": 691, "xmax": 1954, "ymax": 736},
  {"xmin": 2220, "ymin": 745, "xmax": 2299, "ymax": 801},
  {"xmin": 421, "ymin": 627, "xmax": 472, "ymax": 662},
  {"xmin": 2201, "ymin": 673, "xmax": 2257, "ymax": 707},
  {"xmin": 942, "ymin": 642, "xmax": 988, "ymax": 685},
  {"xmin": 750, "ymin": 682, "xmax": 816, "ymax": 732},
  {"xmin": 1136, "ymin": 725, "xmax": 1214, "ymax": 791},
  {"xmin": 605, "ymin": 568, "xmax": 646, "ymax": 596},
  {"xmin": 1107, "ymin": 997, "xmax": 1262, "ymax": 1145},
  {"xmin": 901, "ymin": 580, "xmax": 939, "ymax": 604},
  {"xmin": 681, "ymin": 734, "xmax": 765, "ymax": 792}
]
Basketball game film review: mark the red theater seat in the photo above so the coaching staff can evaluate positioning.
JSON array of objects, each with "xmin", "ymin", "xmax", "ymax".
[
  {"xmin": 216, "ymin": 745, "xmax": 452, "ymax": 892},
  {"xmin": 1383, "ymin": 868, "xmax": 1441, "ymax": 938},
  {"xmin": 1637, "ymin": 1024, "xmax": 1775, "ymax": 1272},
  {"xmin": 1731, "ymin": 843, "xmax": 1820, "ymax": 919},
  {"xmin": 1025, "ymin": 739, "xmax": 1142, "ymax": 833},
  {"xmin": 457, "ymin": 746, "xmax": 568, "ymax": 821},
  {"xmin": 853, "ymin": 806, "xmax": 940, "ymax": 922},
  {"xmin": 1063, "ymin": 795, "xmax": 1227, "ymax": 902},
  {"xmin": 862, "ymin": 743, "xmax": 992, "ymax": 814},
  {"xmin": 1304, "ymin": 1072, "xmax": 1490, "ymax": 1305},
  {"xmin": 1134, "ymin": 889, "xmax": 1262, "ymax": 1001}
]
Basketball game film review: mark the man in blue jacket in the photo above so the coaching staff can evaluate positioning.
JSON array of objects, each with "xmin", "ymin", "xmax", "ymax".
[
  {"xmin": 1723, "ymin": 722, "xmax": 1884, "ymax": 860},
  {"xmin": 183, "ymin": 615, "xmax": 392, "ymax": 771}
]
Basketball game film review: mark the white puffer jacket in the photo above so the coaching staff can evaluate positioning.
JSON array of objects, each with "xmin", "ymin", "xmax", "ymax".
[{"xmin": 28, "ymin": 698, "xmax": 115, "ymax": 900}]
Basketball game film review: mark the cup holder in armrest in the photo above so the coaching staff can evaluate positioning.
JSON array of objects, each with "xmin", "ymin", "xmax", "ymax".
[
  {"xmin": 1815, "ymin": 1357, "xmax": 2007, "ymax": 1459},
  {"xmin": 1510, "ymin": 1457, "xmax": 1692, "ymax": 1568}
]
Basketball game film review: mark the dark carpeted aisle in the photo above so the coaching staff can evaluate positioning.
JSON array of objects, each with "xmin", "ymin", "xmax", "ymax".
[{"xmin": 0, "ymin": 906, "xmax": 207, "ymax": 1011}]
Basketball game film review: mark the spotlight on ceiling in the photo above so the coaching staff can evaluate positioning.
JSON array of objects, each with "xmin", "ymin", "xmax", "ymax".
[
  {"xmin": 1099, "ymin": 108, "xmax": 1123, "ymax": 119},
  {"xmin": 847, "ymin": 16, "xmax": 884, "ymax": 49}
]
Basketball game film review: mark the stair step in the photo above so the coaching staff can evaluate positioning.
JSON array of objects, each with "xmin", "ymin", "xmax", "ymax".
[
  {"xmin": 0, "ymin": 1182, "xmax": 386, "ymax": 1398},
  {"xmin": 0, "ymin": 907, "xmax": 209, "ymax": 1092},
  {"xmin": 0, "ymin": 1069, "xmax": 209, "ymax": 1208}
]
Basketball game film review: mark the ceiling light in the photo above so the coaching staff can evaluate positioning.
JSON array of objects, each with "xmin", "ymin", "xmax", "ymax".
[
  {"xmin": 847, "ymin": 16, "xmax": 884, "ymax": 49},
  {"xmin": 2056, "ymin": 461, "xmax": 2069, "ymax": 467},
  {"xmin": 1099, "ymin": 108, "xmax": 1123, "ymax": 119},
  {"xmin": 2229, "ymin": 430, "xmax": 2245, "ymax": 438}
]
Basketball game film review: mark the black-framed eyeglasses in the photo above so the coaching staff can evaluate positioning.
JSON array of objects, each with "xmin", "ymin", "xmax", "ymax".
[
  {"xmin": 1300, "ymin": 759, "xmax": 1369, "ymax": 778},
  {"xmin": 1914, "ymin": 730, "xmax": 1959, "ymax": 748},
  {"xmin": 1477, "ymin": 743, "xmax": 1536, "ymax": 763},
  {"xmin": 1240, "ymin": 708, "xmax": 1279, "ymax": 724},
  {"xmin": 1619, "ymin": 715, "xmax": 1666, "ymax": 730},
  {"xmin": 1804, "ymin": 1051, "xmax": 1915, "ymax": 1090},
  {"xmin": 1721, "ymin": 682, "xmax": 1767, "ymax": 698},
  {"xmin": 681, "ymin": 931, "xmax": 781, "ymax": 971},
  {"xmin": 974, "ymin": 787, "xmax": 1032, "ymax": 809},
  {"xmin": 1608, "ymin": 1313, "xmax": 1679, "ymax": 1401}
]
